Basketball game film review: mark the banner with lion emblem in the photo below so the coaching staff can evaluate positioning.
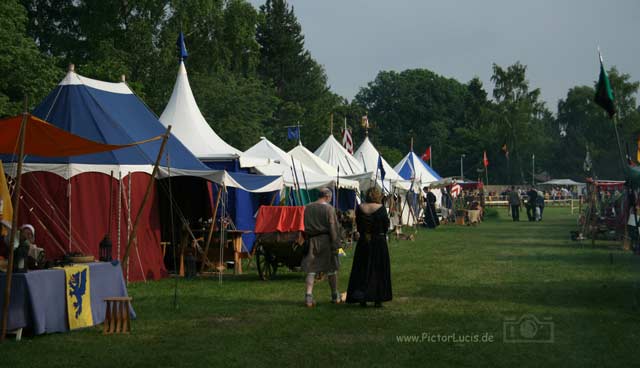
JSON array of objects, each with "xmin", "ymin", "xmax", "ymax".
[{"xmin": 64, "ymin": 265, "xmax": 94, "ymax": 329}]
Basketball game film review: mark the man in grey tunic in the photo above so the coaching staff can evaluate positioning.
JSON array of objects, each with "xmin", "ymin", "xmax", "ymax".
[{"xmin": 302, "ymin": 187, "xmax": 341, "ymax": 307}]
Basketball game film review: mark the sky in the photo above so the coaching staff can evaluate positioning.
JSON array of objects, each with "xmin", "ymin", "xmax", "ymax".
[{"xmin": 249, "ymin": 0, "xmax": 639, "ymax": 113}]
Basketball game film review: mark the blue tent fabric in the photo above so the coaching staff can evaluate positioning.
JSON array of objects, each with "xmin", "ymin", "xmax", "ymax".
[
  {"xmin": 12, "ymin": 73, "xmax": 209, "ymax": 170},
  {"xmin": 396, "ymin": 152, "xmax": 442, "ymax": 181},
  {"xmin": 205, "ymin": 161, "xmax": 278, "ymax": 252}
]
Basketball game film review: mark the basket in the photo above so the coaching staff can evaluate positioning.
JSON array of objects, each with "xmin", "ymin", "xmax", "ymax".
[{"xmin": 69, "ymin": 255, "xmax": 95, "ymax": 263}]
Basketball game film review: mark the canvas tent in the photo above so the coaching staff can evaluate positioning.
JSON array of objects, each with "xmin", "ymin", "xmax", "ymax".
[
  {"xmin": 314, "ymin": 134, "xmax": 366, "ymax": 177},
  {"xmin": 287, "ymin": 143, "xmax": 359, "ymax": 190},
  {"xmin": 394, "ymin": 151, "xmax": 442, "ymax": 185},
  {"xmin": 353, "ymin": 136, "xmax": 417, "ymax": 225},
  {"xmin": 158, "ymin": 60, "xmax": 281, "ymax": 251},
  {"xmin": 1, "ymin": 68, "xmax": 280, "ymax": 281},
  {"xmin": 159, "ymin": 61, "xmax": 241, "ymax": 161},
  {"xmin": 241, "ymin": 137, "xmax": 344, "ymax": 191},
  {"xmin": 354, "ymin": 136, "xmax": 410, "ymax": 190}
]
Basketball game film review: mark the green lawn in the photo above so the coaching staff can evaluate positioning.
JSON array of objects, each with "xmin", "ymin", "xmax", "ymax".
[{"xmin": 2, "ymin": 207, "xmax": 640, "ymax": 367}]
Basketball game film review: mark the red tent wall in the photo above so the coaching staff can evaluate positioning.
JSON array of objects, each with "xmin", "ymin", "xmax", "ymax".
[{"xmin": 17, "ymin": 171, "xmax": 166, "ymax": 281}]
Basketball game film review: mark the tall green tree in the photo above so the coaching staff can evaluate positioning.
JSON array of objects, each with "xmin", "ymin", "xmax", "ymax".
[
  {"xmin": 0, "ymin": 0, "xmax": 61, "ymax": 116},
  {"xmin": 491, "ymin": 62, "xmax": 551, "ymax": 184},
  {"xmin": 256, "ymin": 0, "xmax": 339, "ymax": 150}
]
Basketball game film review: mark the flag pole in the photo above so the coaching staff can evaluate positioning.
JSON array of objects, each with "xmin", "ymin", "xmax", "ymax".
[
  {"xmin": 330, "ymin": 113, "xmax": 333, "ymax": 136},
  {"xmin": 1, "ymin": 99, "xmax": 28, "ymax": 342}
]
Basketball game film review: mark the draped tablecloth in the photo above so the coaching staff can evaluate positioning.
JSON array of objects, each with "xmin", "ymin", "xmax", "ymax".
[
  {"xmin": 0, "ymin": 262, "xmax": 135, "ymax": 335},
  {"xmin": 254, "ymin": 206, "xmax": 305, "ymax": 234}
]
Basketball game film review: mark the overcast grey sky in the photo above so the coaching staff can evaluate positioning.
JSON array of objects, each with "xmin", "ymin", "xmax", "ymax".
[{"xmin": 250, "ymin": 0, "xmax": 639, "ymax": 113}]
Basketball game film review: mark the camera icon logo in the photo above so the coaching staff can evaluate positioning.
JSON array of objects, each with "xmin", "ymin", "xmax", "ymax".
[{"xmin": 503, "ymin": 314, "xmax": 554, "ymax": 343}]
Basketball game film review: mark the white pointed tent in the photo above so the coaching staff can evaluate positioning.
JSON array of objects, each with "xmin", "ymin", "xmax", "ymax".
[
  {"xmin": 241, "ymin": 138, "xmax": 342, "ymax": 189},
  {"xmin": 314, "ymin": 135, "xmax": 365, "ymax": 176},
  {"xmin": 354, "ymin": 136, "xmax": 409, "ymax": 189},
  {"xmin": 354, "ymin": 136, "xmax": 417, "ymax": 226},
  {"xmin": 287, "ymin": 143, "xmax": 359, "ymax": 190},
  {"xmin": 159, "ymin": 61, "xmax": 241, "ymax": 161}
]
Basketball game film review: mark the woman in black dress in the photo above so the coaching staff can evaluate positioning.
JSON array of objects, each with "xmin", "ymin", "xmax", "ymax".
[
  {"xmin": 423, "ymin": 187, "xmax": 439, "ymax": 228},
  {"xmin": 346, "ymin": 187, "xmax": 392, "ymax": 307}
]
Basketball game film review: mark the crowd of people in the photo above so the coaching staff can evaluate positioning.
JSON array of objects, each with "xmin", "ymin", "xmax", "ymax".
[{"xmin": 507, "ymin": 186, "xmax": 546, "ymax": 222}]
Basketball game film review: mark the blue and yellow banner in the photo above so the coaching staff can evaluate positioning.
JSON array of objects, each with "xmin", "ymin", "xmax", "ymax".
[{"xmin": 64, "ymin": 265, "xmax": 93, "ymax": 330}]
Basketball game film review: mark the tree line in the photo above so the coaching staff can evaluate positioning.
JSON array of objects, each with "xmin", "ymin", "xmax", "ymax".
[{"xmin": 1, "ymin": 0, "xmax": 638, "ymax": 183}]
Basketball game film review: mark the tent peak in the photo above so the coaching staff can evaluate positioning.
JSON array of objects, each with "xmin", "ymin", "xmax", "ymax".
[{"xmin": 68, "ymin": 63, "xmax": 75, "ymax": 72}]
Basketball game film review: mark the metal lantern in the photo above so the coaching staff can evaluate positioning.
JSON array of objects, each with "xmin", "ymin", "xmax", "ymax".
[{"xmin": 99, "ymin": 234, "xmax": 113, "ymax": 262}]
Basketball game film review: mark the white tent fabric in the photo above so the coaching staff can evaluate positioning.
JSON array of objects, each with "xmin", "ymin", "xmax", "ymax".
[
  {"xmin": 159, "ymin": 61, "xmax": 241, "ymax": 161},
  {"xmin": 353, "ymin": 136, "xmax": 411, "ymax": 191},
  {"xmin": 241, "ymin": 138, "xmax": 343, "ymax": 190},
  {"xmin": 288, "ymin": 144, "xmax": 359, "ymax": 190},
  {"xmin": 539, "ymin": 179, "xmax": 585, "ymax": 186},
  {"xmin": 314, "ymin": 135, "xmax": 365, "ymax": 176},
  {"xmin": 2, "ymin": 163, "xmax": 284, "ymax": 193}
]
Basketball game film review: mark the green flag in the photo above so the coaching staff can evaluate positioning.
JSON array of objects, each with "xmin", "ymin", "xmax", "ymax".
[{"xmin": 594, "ymin": 52, "xmax": 615, "ymax": 118}]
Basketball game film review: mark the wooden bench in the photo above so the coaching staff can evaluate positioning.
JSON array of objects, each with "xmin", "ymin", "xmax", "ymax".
[{"xmin": 103, "ymin": 297, "xmax": 133, "ymax": 334}]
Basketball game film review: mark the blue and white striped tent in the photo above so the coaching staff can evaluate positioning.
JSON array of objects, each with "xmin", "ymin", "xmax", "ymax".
[{"xmin": 394, "ymin": 151, "xmax": 442, "ymax": 185}]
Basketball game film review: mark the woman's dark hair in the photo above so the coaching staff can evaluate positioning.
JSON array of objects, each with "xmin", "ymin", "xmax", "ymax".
[{"xmin": 365, "ymin": 187, "xmax": 383, "ymax": 204}]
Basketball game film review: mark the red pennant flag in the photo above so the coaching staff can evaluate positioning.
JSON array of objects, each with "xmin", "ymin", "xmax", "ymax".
[
  {"xmin": 421, "ymin": 146, "xmax": 431, "ymax": 162},
  {"xmin": 483, "ymin": 150, "xmax": 489, "ymax": 167}
]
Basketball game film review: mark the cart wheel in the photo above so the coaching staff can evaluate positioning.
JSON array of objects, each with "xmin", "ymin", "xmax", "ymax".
[{"xmin": 256, "ymin": 245, "xmax": 278, "ymax": 280}]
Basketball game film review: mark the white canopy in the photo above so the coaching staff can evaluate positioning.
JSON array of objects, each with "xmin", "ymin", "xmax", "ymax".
[
  {"xmin": 539, "ymin": 179, "xmax": 585, "ymax": 186},
  {"xmin": 159, "ymin": 61, "xmax": 241, "ymax": 161},
  {"xmin": 241, "ymin": 138, "xmax": 347, "ymax": 190},
  {"xmin": 394, "ymin": 151, "xmax": 442, "ymax": 185},
  {"xmin": 314, "ymin": 135, "xmax": 365, "ymax": 176},
  {"xmin": 288, "ymin": 144, "xmax": 359, "ymax": 190},
  {"xmin": 353, "ymin": 136, "xmax": 411, "ymax": 192}
]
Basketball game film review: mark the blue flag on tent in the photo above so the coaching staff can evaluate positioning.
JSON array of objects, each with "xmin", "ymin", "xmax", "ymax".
[
  {"xmin": 377, "ymin": 154, "xmax": 386, "ymax": 181},
  {"xmin": 287, "ymin": 126, "xmax": 300, "ymax": 141},
  {"xmin": 177, "ymin": 32, "xmax": 188, "ymax": 60}
]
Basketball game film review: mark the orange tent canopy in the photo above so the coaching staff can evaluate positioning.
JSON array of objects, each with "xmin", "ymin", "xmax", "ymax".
[{"xmin": 0, "ymin": 114, "xmax": 160, "ymax": 157}]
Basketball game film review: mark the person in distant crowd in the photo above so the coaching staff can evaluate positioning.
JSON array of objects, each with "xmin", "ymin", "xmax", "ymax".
[
  {"xmin": 508, "ymin": 186, "xmax": 521, "ymax": 221},
  {"xmin": 423, "ymin": 187, "xmax": 439, "ymax": 228},
  {"xmin": 536, "ymin": 190, "xmax": 545, "ymax": 221},
  {"xmin": 441, "ymin": 188, "xmax": 453, "ymax": 222},
  {"xmin": 526, "ymin": 187, "xmax": 538, "ymax": 221},
  {"xmin": 301, "ymin": 188, "xmax": 341, "ymax": 307},
  {"xmin": 346, "ymin": 187, "xmax": 392, "ymax": 308}
]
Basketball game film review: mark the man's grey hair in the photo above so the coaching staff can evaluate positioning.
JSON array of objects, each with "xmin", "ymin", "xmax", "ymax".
[{"xmin": 318, "ymin": 187, "xmax": 333, "ymax": 199}]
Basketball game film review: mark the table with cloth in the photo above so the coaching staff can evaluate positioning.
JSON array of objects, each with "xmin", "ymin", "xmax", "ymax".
[{"xmin": 0, "ymin": 261, "xmax": 135, "ymax": 335}]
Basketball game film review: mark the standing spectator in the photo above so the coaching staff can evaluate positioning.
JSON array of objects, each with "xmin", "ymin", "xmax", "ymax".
[
  {"xmin": 508, "ymin": 186, "xmax": 521, "ymax": 221},
  {"xmin": 536, "ymin": 190, "xmax": 545, "ymax": 221},
  {"xmin": 526, "ymin": 187, "xmax": 538, "ymax": 221}
]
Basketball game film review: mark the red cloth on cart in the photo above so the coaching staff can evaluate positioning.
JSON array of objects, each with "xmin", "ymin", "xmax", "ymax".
[{"xmin": 255, "ymin": 206, "xmax": 305, "ymax": 233}]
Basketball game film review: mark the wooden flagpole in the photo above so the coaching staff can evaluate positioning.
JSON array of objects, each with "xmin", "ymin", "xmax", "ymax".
[
  {"xmin": 1, "ymin": 102, "xmax": 28, "ymax": 342},
  {"xmin": 122, "ymin": 126, "xmax": 172, "ymax": 272}
]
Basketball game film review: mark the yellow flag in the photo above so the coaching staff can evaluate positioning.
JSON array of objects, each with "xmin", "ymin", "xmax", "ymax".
[
  {"xmin": 64, "ymin": 265, "xmax": 94, "ymax": 329},
  {"xmin": 636, "ymin": 136, "xmax": 640, "ymax": 163},
  {"xmin": 0, "ymin": 161, "xmax": 13, "ymax": 236}
]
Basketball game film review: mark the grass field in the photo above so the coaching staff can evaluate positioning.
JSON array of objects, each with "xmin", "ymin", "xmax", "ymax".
[{"xmin": 2, "ymin": 207, "xmax": 640, "ymax": 367}]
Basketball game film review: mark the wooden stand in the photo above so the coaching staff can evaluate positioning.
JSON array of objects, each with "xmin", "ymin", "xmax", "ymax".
[
  {"xmin": 227, "ymin": 230, "xmax": 250, "ymax": 274},
  {"xmin": 103, "ymin": 297, "xmax": 133, "ymax": 334}
]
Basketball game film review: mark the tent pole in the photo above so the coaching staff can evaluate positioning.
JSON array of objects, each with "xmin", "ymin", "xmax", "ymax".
[
  {"xmin": 117, "ymin": 171, "xmax": 122, "ymax": 260},
  {"xmin": 1, "ymin": 105, "xmax": 28, "ymax": 342},
  {"xmin": 127, "ymin": 172, "xmax": 131, "ymax": 281},
  {"xmin": 201, "ymin": 183, "xmax": 222, "ymax": 272},
  {"xmin": 122, "ymin": 126, "xmax": 171, "ymax": 275}
]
